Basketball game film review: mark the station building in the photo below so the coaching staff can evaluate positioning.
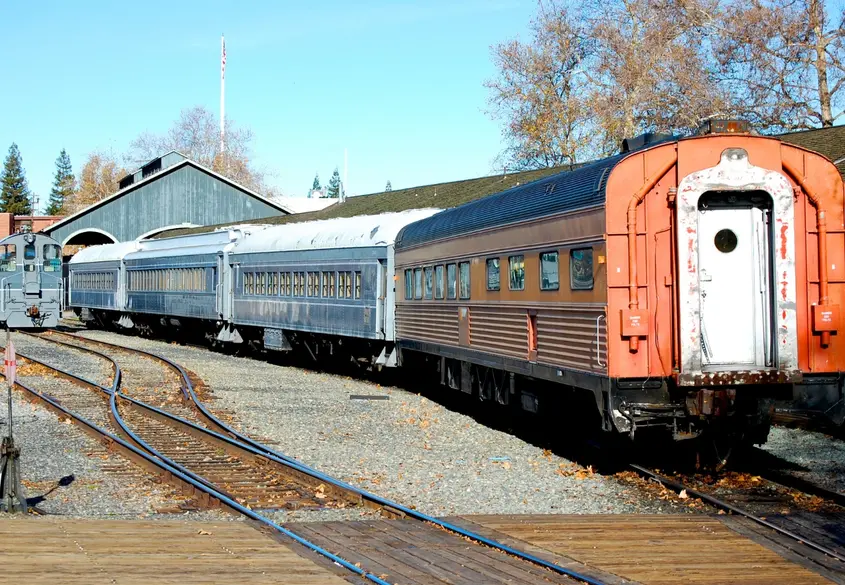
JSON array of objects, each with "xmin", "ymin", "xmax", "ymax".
[{"xmin": 42, "ymin": 151, "xmax": 294, "ymax": 247}]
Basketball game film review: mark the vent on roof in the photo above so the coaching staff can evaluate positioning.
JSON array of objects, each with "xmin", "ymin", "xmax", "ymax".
[
  {"xmin": 118, "ymin": 175, "xmax": 135, "ymax": 190},
  {"xmin": 141, "ymin": 157, "xmax": 163, "ymax": 179},
  {"xmin": 620, "ymin": 132, "xmax": 675, "ymax": 153}
]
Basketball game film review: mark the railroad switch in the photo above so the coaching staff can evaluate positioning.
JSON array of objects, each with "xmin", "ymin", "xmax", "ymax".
[{"xmin": 0, "ymin": 435, "xmax": 26, "ymax": 513}]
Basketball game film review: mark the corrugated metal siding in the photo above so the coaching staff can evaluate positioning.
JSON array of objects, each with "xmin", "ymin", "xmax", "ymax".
[
  {"xmin": 49, "ymin": 165, "xmax": 284, "ymax": 244},
  {"xmin": 395, "ymin": 154, "xmax": 625, "ymax": 249},
  {"xmin": 395, "ymin": 305, "xmax": 458, "ymax": 346},
  {"xmin": 537, "ymin": 309, "xmax": 607, "ymax": 373},
  {"xmin": 469, "ymin": 307, "xmax": 527, "ymax": 358}
]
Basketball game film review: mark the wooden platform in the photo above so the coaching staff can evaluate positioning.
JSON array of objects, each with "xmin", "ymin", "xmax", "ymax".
[
  {"xmin": 453, "ymin": 514, "xmax": 842, "ymax": 585},
  {"xmin": 1, "ymin": 514, "xmax": 840, "ymax": 584},
  {"xmin": 0, "ymin": 517, "xmax": 348, "ymax": 584}
]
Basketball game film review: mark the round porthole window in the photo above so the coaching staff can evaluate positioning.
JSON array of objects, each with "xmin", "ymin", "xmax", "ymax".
[{"xmin": 714, "ymin": 229, "xmax": 738, "ymax": 253}]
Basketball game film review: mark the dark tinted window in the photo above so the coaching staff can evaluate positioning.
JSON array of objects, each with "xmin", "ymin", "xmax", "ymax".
[{"xmin": 570, "ymin": 248, "xmax": 594, "ymax": 290}]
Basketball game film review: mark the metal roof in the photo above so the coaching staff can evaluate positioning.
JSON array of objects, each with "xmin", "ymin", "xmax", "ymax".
[
  {"xmin": 395, "ymin": 153, "xmax": 626, "ymax": 250},
  {"xmin": 231, "ymin": 209, "xmax": 442, "ymax": 256},
  {"xmin": 45, "ymin": 156, "xmax": 293, "ymax": 238},
  {"xmin": 69, "ymin": 241, "xmax": 141, "ymax": 264}
]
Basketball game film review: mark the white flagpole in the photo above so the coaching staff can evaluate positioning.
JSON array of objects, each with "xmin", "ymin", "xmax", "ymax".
[{"xmin": 220, "ymin": 34, "xmax": 226, "ymax": 157}]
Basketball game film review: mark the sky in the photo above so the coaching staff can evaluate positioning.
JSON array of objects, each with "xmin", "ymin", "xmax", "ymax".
[{"xmin": 0, "ymin": 0, "xmax": 535, "ymax": 211}]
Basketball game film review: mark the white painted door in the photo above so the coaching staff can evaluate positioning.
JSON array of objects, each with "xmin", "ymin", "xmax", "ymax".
[{"xmin": 698, "ymin": 204, "xmax": 772, "ymax": 368}]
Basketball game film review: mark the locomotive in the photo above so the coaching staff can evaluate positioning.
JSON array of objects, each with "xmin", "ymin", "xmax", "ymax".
[
  {"xmin": 68, "ymin": 121, "xmax": 845, "ymax": 452},
  {"xmin": 0, "ymin": 230, "xmax": 63, "ymax": 329}
]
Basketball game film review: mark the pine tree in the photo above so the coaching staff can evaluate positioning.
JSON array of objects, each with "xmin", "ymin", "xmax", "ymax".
[
  {"xmin": 311, "ymin": 173, "xmax": 321, "ymax": 192},
  {"xmin": 326, "ymin": 167, "xmax": 341, "ymax": 198},
  {"xmin": 0, "ymin": 143, "xmax": 32, "ymax": 214},
  {"xmin": 385, "ymin": 180, "xmax": 392, "ymax": 192},
  {"xmin": 46, "ymin": 148, "xmax": 75, "ymax": 215}
]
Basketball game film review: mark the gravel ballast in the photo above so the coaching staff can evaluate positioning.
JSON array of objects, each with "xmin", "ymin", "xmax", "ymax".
[
  {"xmin": 75, "ymin": 329, "xmax": 688, "ymax": 517},
  {"xmin": 760, "ymin": 426, "xmax": 845, "ymax": 494}
]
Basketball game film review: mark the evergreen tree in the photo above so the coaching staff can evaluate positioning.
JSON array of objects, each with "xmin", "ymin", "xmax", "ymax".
[
  {"xmin": 326, "ymin": 167, "xmax": 341, "ymax": 198},
  {"xmin": 46, "ymin": 148, "xmax": 75, "ymax": 215},
  {"xmin": 0, "ymin": 143, "xmax": 32, "ymax": 214},
  {"xmin": 311, "ymin": 173, "xmax": 321, "ymax": 192},
  {"xmin": 385, "ymin": 180, "xmax": 392, "ymax": 192}
]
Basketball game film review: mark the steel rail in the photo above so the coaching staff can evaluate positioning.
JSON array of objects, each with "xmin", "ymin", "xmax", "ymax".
[
  {"xmin": 8, "ymin": 341, "xmax": 392, "ymax": 585},
  {"xmin": 41, "ymin": 329, "xmax": 613, "ymax": 585},
  {"xmin": 630, "ymin": 463, "xmax": 845, "ymax": 564}
]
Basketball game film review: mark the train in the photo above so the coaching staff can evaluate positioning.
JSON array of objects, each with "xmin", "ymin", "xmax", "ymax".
[
  {"xmin": 67, "ymin": 121, "xmax": 845, "ymax": 455},
  {"xmin": 0, "ymin": 230, "xmax": 63, "ymax": 329}
]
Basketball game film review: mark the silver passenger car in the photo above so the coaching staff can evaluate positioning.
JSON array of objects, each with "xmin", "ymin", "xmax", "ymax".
[
  {"xmin": 0, "ymin": 231, "xmax": 63, "ymax": 328},
  {"xmin": 228, "ymin": 209, "xmax": 440, "ymax": 363}
]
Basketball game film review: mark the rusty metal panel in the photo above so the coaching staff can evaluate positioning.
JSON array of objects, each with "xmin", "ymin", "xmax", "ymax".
[
  {"xmin": 395, "ymin": 304, "xmax": 459, "ymax": 346},
  {"xmin": 469, "ymin": 306, "xmax": 527, "ymax": 358},
  {"xmin": 536, "ymin": 309, "xmax": 607, "ymax": 374}
]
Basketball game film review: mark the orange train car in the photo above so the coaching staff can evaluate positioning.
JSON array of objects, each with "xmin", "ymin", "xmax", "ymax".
[{"xmin": 393, "ymin": 121, "xmax": 845, "ymax": 449}]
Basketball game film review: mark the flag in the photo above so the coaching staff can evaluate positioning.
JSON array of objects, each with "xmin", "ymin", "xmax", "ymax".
[
  {"xmin": 221, "ymin": 36, "xmax": 226, "ymax": 79},
  {"xmin": 4, "ymin": 341, "xmax": 15, "ymax": 386}
]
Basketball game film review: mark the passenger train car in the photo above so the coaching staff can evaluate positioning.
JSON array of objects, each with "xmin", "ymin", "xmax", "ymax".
[
  {"xmin": 0, "ymin": 230, "xmax": 63, "ymax": 329},
  {"xmin": 68, "ymin": 121, "xmax": 845, "ymax": 449},
  {"xmin": 394, "ymin": 121, "xmax": 845, "ymax": 446}
]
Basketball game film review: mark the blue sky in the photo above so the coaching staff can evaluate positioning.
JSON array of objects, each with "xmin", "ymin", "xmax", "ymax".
[{"xmin": 0, "ymin": 0, "xmax": 534, "ymax": 211}]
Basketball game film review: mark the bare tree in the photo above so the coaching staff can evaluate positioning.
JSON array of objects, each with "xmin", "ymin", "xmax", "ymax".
[
  {"xmin": 126, "ymin": 106, "xmax": 267, "ymax": 192},
  {"xmin": 485, "ymin": 2, "xmax": 597, "ymax": 170},
  {"xmin": 585, "ymin": 0, "xmax": 728, "ymax": 148},
  {"xmin": 64, "ymin": 151, "xmax": 126, "ymax": 214},
  {"xmin": 714, "ymin": 0, "xmax": 845, "ymax": 130},
  {"xmin": 485, "ymin": 0, "xmax": 729, "ymax": 169}
]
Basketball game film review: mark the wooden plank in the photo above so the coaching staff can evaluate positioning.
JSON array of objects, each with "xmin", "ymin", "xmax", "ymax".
[
  {"xmin": 443, "ymin": 516, "xmax": 638, "ymax": 585},
  {"xmin": 0, "ymin": 518, "xmax": 349, "ymax": 585},
  {"xmin": 464, "ymin": 514, "xmax": 836, "ymax": 585}
]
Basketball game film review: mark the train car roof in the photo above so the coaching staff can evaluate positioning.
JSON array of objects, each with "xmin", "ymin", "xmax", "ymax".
[
  {"xmin": 395, "ymin": 153, "xmax": 627, "ymax": 250},
  {"xmin": 69, "ymin": 241, "xmax": 140, "ymax": 264},
  {"xmin": 231, "ymin": 209, "xmax": 442, "ymax": 255},
  {"xmin": 0, "ymin": 232, "xmax": 59, "ymax": 245}
]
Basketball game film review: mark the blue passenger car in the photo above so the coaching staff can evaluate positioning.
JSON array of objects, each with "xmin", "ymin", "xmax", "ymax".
[{"xmin": 228, "ymin": 210, "xmax": 440, "ymax": 361}]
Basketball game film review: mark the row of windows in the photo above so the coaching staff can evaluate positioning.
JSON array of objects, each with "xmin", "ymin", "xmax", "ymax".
[
  {"xmin": 404, "ymin": 247, "xmax": 594, "ymax": 300},
  {"xmin": 72, "ymin": 271, "xmax": 115, "ymax": 291},
  {"xmin": 404, "ymin": 262, "xmax": 471, "ymax": 300},
  {"xmin": 243, "ymin": 270, "xmax": 362, "ymax": 299},
  {"xmin": 0, "ymin": 244, "xmax": 61, "ymax": 273},
  {"xmin": 486, "ymin": 248, "xmax": 593, "ymax": 291},
  {"xmin": 128, "ymin": 268, "xmax": 207, "ymax": 292}
]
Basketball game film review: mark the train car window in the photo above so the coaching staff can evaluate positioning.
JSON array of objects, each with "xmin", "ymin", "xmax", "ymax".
[
  {"xmin": 329, "ymin": 272, "xmax": 336, "ymax": 297},
  {"xmin": 355, "ymin": 272, "xmax": 362, "ymax": 299},
  {"xmin": 42, "ymin": 244, "xmax": 61, "ymax": 272},
  {"xmin": 414, "ymin": 268, "xmax": 423, "ymax": 300},
  {"xmin": 459, "ymin": 262, "xmax": 470, "ymax": 299},
  {"xmin": 486, "ymin": 258, "xmax": 500, "ymax": 291},
  {"xmin": 24, "ymin": 243, "xmax": 36, "ymax": 260},
  {"xmin": 540, "ymin": 252, "xmax": 560, "ymax": 291},
  {"xmin": 508, "ymin": 255, "xmax": 525, "ymax": 291},
  {"xmin": 435, "ymin": 265, "xmax": 444, "ymax": 299},
  {"xmin": 0, "ymin": 245, "xmax": 15, "ymax": 271},
  {"xmin": 570, "ymin": 248, "xmax": 594, "ymax": 290},
  {"xmin": 404, "ymin": 270, "xmax": 413, "ymax": 299},
  {"xmin": 424, "ymin": 267, "xmax": 433, "ymax": 300},
  {"xmin": 321, "ymin": 272, "xmax": 328, "ymax": 297},
  {"xmin": 337, "ymin": 272, "xmax": 345, "ymax": 298},
  {"xmin": 446, "ymin": 264, "xmax": 457, "ymax": 299},
  {"xmin": 346, "ymin": 271, "xmax": 353, "ymax": 298},
  {"xmin": 271, "ymin": 272, "xmax": 278, "ymax": 295}
]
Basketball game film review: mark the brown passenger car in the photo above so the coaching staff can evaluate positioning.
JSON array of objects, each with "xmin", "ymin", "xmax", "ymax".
[{"xmin": 393, "ymin": 122, "xmax": 845, "ymax": 446}]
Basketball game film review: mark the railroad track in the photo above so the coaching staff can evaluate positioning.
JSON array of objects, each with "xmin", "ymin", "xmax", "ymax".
[
  {"xmin": 10, "ymin": 330, "xmax": 615, "ymax": 585},
  {"xmin": 630, "ymin": 463, "xmax": 845, "ymax": 580}
]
